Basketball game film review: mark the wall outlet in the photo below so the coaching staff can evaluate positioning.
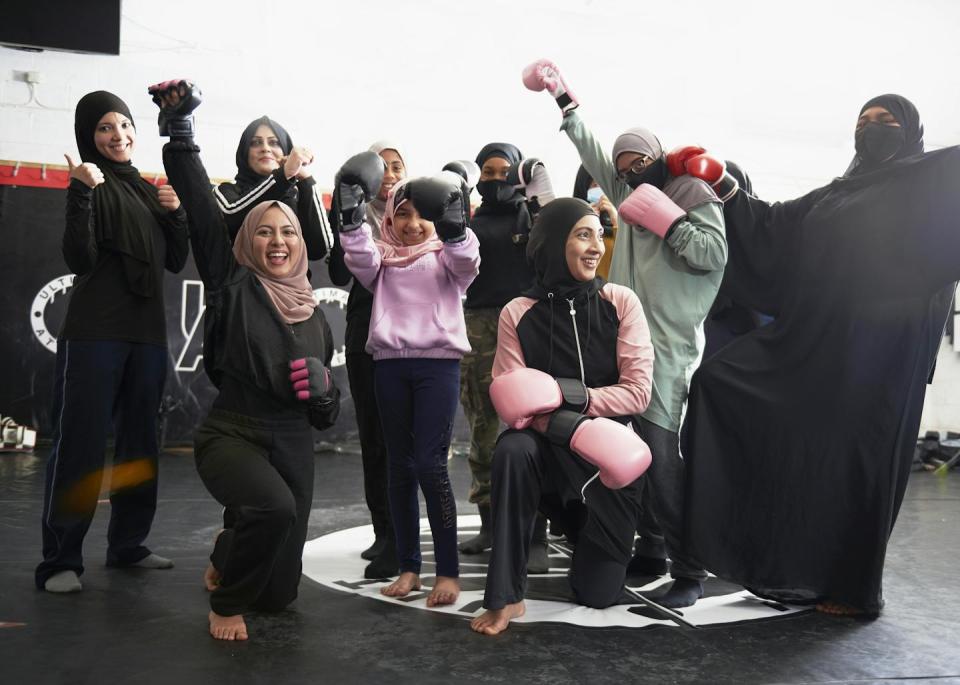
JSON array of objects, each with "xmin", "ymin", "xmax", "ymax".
[{"xmin": 12, "ymin": 70, "xmax": 42, "ymax": 84}]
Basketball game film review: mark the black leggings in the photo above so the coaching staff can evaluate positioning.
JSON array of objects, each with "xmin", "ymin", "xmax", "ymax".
[
  {"xmin": 483, "ymin": 430, "xmax": 636, "ymax": 610},
  {"xmin": 194, "ymin": 409, "xmax": 314, "ymax": 616}
]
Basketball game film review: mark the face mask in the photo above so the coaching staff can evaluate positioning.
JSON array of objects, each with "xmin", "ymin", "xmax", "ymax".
[
  {"xmin": 476, "ymin": 179, "xmax": 519, "ymax": 204},
  {"xmin": 855, "ymin": 122, "xmax": 905, "ymax": 165},
  {"xmin": 624, "ymin": 157, "xmax": 668, "ymax": 190},
  {"xmin": 586, "ymin": 187, "xmax": 604, "ymax": 204}
]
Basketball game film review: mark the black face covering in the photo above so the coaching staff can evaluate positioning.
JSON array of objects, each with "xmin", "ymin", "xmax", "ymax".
[
  {"xmin": 476, "ymin": 179, "xmax": 519, "ymax": 204},
  {"xmin": 846, "ymin": 94, "xmax": 924, "ymax": 177},
  {"xmin": 524, "ymin": 198, "xmax": 603, "ymax": 301},
  {"xmin": 855, "ymin": 122, "xmax": 906, "ymax": 165},
  {"xmin": 625, "ymin": 156, "xmax": 668, "ymax": 190}
]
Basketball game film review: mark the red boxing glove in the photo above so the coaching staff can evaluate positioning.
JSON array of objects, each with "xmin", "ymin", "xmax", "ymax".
[
  {"xmin": 666, "ymin": 145, "xmax": 739, "ymax": 202},
  {"xmin": 666, "ymin": 145, "xmax": 706, "ymax": 178}
]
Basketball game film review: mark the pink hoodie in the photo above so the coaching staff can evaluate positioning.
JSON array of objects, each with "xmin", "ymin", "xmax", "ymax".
[{"xmin": 340, "ymin": 184, "xmax": 480, "ymax": 361}]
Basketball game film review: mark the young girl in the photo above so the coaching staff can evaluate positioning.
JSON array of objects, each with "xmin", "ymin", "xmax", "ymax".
[
  {"xmin": 152, "ymin": 81, "xmax": 340, "ymax": 641},
  {"xmin": 335, "ymin": 151, "xmax": 480, "ymax": 606}
]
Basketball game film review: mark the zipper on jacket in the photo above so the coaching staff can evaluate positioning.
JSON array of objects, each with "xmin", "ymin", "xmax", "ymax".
[{"xmin": 566, "ymin": 298, "xmax": 586, "ymax": 384}]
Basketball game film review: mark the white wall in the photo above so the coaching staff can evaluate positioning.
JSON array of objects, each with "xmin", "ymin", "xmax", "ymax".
[{"xmin": 2, "ymin": 0, "xmax": 959, "ymax": 430}]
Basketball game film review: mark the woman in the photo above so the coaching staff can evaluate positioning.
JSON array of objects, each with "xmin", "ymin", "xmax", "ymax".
[
  {"xmin": 471, "ymin": 198, "xmax": 655, "ymax": 636},
  {"xmin": 153, "ymin": 81, "xmax": 340, "ymax": 640},
  {"xmin": 457, "ymin": 142, "xmax": 552, "ymax": 572},
  {"xmin": 524, "ymin": 58, "xmax": 725, "ymax": 607},
  {"xmin": 683, "ymin": 94, "xmax": 960, "ymax": 617},
  {"xmin": 327, "ymin": 141, "xmax": 408, "ymax": 579},
  {"xmin": 213, "ymin": 115, "xmax": 334, "ymax": 260},
  {"xmin": 36, "ymin": 90, "xmax": 189, "ymax": 593}
]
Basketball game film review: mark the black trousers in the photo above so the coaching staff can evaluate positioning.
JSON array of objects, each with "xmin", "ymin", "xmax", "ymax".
[
  {"xmin": 345, "ymin": 350, "xmax": 392, "ymax": 540},
  {"xmin": 194, "ymin": 409, "xmax": 314, "ymax": 616},
  {"xmin": 635, "ymin": 416, "xmax": 707, "ymax": 581},
  {"xmin": 483, "ymin": 430, "xmax": 637, "ymax": 610},
  {"xmin": 36, "ymin": 340, "xmax": 166, "ymax": 588}
]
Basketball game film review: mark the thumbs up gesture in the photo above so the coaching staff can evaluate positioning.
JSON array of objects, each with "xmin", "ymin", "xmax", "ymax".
[{"xmin": 65, "ymin": 154, "xmax": 104, "ymax": 189}]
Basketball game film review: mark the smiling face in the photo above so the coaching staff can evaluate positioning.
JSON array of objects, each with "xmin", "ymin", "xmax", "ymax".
[
  {"xmin": 565, "ymin": 214, "xmax": 605, "ymax": 281},
  {"xmin": 378, "ymin": 149, "xmax": 406, "ymax": 201},
  {"xmin": 94, "ymin": 112, "xmax": 136, "ymax": 163},
  {"xmin": 251, "ymin": 205, "xmax": 302, "ymax": 277},
  {"xmin": 247, "ymin": 124, "xmax": 284, "ymax": 176},
  {"xmin": 391, "ymin": 200, "xmax": 435, "ymax": 246}
]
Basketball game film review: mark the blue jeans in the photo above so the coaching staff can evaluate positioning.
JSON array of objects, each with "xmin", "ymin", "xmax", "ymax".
[
  {"xmin": 374, "ymin": 358, "xmax": 460, "ymax": 578},
  {"xmin": 36, "ymin": 340, "xmax": 167, "ymax": 587}
]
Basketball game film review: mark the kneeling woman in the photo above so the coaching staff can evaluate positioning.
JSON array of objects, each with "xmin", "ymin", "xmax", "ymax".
[
  {"xmin": 157, "ymin": 96, "xmax": 339, "ymax": 641},
  {"xmin": 471, "ymin": 198, "xmax": 655, "ymax": 636}
]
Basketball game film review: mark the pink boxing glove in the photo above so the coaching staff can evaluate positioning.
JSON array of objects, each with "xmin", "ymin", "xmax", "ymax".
[
  {"xmin": 489, "ymin": 368, "xmax": 589, "ymax": 430},
  {"xmin": 619, "ymin": 183, "xmax": 687, "ymax": 239},
  {"xmin": 521, "ymin": 59, "xmax": 579, "ymax": 115},
  {"xmin": 570, "ymin": 417, "xmax": 652, "ymax": 488},
  {"xmin": 547, "ymin": 412, "xmax": 652, "ymax": 489},
  {"xmin": 289, "ymin": 358, "xmax": 332, "ymax": 401}
]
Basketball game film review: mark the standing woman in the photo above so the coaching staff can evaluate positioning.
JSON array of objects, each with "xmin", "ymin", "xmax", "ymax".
[
  {"xmin": 327, "ymin": 141, "xmax": 408, "ymax": 579},
  {"xmin": 684, "ymin": 95, "xmax": 960, "ymax": 617},
  {"xmin": 36, "ymin": 91, "xmax": 190, "ymax": 593},
  {"xmin": 212, "ymin": 113, "xmax": 334, "ymax": 259},
  {"xmin": 152, "ymin": 80, "xmax": 340, "ymax": 640},
  {"xmin": 457, "ymin": 142, "xmax": 555, "ymax": 572}
]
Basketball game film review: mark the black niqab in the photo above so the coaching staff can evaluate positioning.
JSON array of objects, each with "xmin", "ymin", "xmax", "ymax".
[{"xmin": 846, "ymin": 94, "xmax": 924, "ymax": 176}]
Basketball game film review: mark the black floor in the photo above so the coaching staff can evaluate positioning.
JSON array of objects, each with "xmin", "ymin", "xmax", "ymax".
[{"xmin": 1, "ymin": 446, "xmax": 959, "ymax": 685}]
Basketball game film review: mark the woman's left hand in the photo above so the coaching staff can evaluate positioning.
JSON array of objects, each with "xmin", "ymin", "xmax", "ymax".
[
  {"xmin": 158, "ymin": 184, "xmax": 181, "ymax": 211},
  {"xmin": 283, "ymin": 146, "xmax": 314, "ymax": 180}
]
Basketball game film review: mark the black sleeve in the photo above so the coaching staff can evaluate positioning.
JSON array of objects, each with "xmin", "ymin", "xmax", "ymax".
[
  {"xmin": 214, "ymin": 168, "xmax": 296, "ymax": 240},
  {"xmin": 160, "ymin": 206, "xmax": 190, "ymax": 273},
  {"xmin": 295, "ymin": 176, "xmax": 334, "ymax": 261},
  {"xmin": 719, "ymin": 187, "xmax": 823, "ymax": 316},
  {"xmin": 162, "ymin": 141, "xmax": 235, "ymax": 289},
  {"xmin": 62, "ymin": 180, "xmax": 98, "ymax": 275},
  {"xmin": 326, "ymin": 224, "xmax": 354, "ymax": 286},
  {"xmin": 306, "ymin": 317, "xmax": 341, "ymax": 430}
]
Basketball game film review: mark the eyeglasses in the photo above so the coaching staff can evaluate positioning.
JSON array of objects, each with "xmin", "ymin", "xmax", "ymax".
[{"xmin": 616, "ymin": 156, "xmax": 654, "ymax": 182}]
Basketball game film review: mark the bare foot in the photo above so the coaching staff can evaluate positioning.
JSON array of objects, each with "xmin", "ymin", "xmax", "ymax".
[
  {"xmin": 203, "ymin": 563, "xmax": 222, "ymax": 592},
  {"xmin": 816, "ymin": 601, "xmax": 864, "ymax": 616},
  {"xmin": 426, "ymin": 576, "xmax": 460, "ymax": 607},
  {"xmin": 470, "ymin": 601, "xmax": 526, "ymax": 636},
  {"xmin": 380, "ymin": 571, "xmax": 421, "ymax": 597},
  {"xmin": 208, "ymin": 611, "xmax": 248, "ymax": 641}
]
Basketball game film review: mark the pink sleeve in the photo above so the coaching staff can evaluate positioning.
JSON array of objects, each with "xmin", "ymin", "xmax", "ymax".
[
  {"xmin": 439, "ymin": 228, "xmax": 481, "ymax": 292},
  {"xmin": 585, "ymin": 284, "xmax": 654, "ymax": 418},
  {"xmin": 492, "ymin": 298, "xmax": 534, "ymax": 378},
  {"xmin": 492, "ymin": 298, "xmax": 552, "ymax": 434},
  {"xmin": 340, "ymin": 223, "xmax": 382, "ymax": 290}
]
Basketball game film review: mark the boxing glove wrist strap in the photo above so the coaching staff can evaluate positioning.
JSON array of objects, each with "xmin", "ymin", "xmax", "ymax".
[
  {"xmin": 555, "ymin": 378, "xmax": 589, "ymax": 413},
  {"xmin": 545, "ymin": 409, "xmax": 588, "ymax": 447}
]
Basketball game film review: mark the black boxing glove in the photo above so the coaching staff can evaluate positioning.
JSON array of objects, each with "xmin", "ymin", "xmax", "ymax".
[
  {"xmin": 404, "ymin": 175, "xmax": 467, "ymax": 243},
  {"xmin": 335, "ymin": 151, "xmax": 385, "ymax": 231},
  {"xmin": 148, "ymin": 79, "xmax": 202, "ymax": 139}
]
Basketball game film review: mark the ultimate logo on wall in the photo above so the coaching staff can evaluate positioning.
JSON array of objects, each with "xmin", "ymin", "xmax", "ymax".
[{"xmin": 303, "ymin": 515, "xmax": 811, "ymax": 630}]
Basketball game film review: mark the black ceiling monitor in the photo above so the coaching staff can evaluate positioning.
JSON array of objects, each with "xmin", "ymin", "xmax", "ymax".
[{"xmin": 0, "ymin": 1, "xmax": 122, "ymax": 56}]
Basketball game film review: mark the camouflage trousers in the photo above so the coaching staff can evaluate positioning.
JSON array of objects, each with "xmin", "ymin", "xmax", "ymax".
[{"xmin": 460, "ymin": 307, "xmax": 502, "ymax": 505}]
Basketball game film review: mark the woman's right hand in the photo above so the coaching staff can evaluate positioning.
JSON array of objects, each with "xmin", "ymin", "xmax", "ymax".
[
  {"xmin": 283, "ymin": 146, "xmax": 314, "ymax": 179},
  {"xmin": 65, "ymin": 154, "xmax": 104, "ymax": 189},
  {"xmin": 594, "ymin": 195, "xmax": 618, "ymax": 231}
]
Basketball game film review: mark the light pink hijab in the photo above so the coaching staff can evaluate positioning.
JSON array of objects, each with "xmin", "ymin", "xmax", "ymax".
[
  {"xmin": 232, "ymin": 201, "xmax": 317, "ymax": 323},
  {"xmin": 374, "ymin": 178, "xmax": 443, "ymax": 268}
]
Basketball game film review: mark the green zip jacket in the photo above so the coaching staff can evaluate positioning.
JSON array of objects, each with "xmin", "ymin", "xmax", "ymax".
[{"xmin": 561, "ymin": 110, "xmax": 727, "ymax": 432}]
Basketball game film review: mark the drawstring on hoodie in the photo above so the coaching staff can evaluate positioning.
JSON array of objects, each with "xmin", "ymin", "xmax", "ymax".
[{"xmin": 565, "ymin": 295, "xmax": 600, "ymax": 502}]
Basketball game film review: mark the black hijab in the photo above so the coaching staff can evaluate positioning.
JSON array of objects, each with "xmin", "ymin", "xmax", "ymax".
[
  {"xmin": 846, "ymin": 94, "xmax": 924, "ymax": 177},
  {"xmin": 234, "ymin": 116, "xmax": 294, "ymax": 189},
  {"xmin": 473, "ymin": 141, "xmax": 532, "ymax": 240},
  {"xmin": 524, "ymin": 198, "xmax": 603, "ymax": 301},
  {"xmin": 74, "ymin": 90, "xmax": 166, "ymax": 297},
  {"xmin": 572, "ymin": 165, "xmax": 593, "ymax": 201}
]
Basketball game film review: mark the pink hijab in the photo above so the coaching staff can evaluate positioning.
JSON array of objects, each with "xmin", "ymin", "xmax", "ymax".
[
  {"xmin": 374, "ymin": 177, "xmax": 443, "ymax": 268},
  {"xmin": 232, "ymin": 201, "xmax": 317, "ymax": 324}
]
